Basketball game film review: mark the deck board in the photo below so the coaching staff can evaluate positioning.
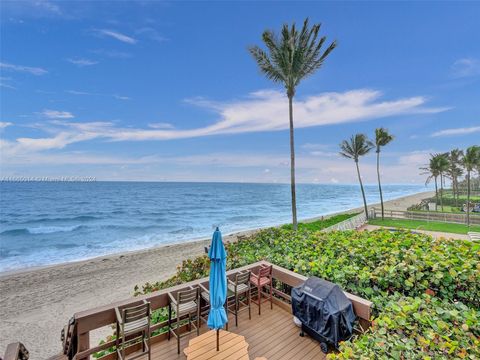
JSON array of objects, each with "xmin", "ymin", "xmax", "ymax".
[{"xmin": 149, "ymin": 303, "xmax": 325, "ymax": 360}]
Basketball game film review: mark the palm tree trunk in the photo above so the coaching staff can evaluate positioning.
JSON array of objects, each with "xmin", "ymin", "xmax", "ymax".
[
  {"xmin": 454, "ymin": 177, "xmax": 458, "ymax": 207},
  {"xmin": 440, "ymin": 173, "xmax": 444, "ymax": 211},
  {"xmin": 376, "ymin": 151, "xmax": 384, "ymax": 220},
  {"xmin": 466, "ymin": 171, "xmax": 471, "ymax": 227},
  {"xmin": 434, "ymin": 177, "xmax": 438, "ymax": 211},
  {"xmin": 288, "ymin": 95, "xmax": 298, "ymax": 230},
  {"xmin": 356, "ymin": 160, "xmax": 369, "ymax": 219}
]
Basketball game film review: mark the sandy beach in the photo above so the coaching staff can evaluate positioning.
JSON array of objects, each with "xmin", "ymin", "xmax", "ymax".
[{"xmin": 0, "ymin": 191, "xmax": 434, "ymax": 358}]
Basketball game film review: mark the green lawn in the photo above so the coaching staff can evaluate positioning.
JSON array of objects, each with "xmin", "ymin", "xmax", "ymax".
[
  {"xmin": 368, "ymin": 218, "xmax": 480, "ymax": 234},
  {"xmin": 281, "ymin": 212, "xmax": 358, "ymax": 231}
]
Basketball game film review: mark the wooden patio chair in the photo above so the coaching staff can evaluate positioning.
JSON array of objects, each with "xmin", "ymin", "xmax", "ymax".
[
  {"xmin": 227, "ymin": 270, "xmax": 252, "ymax": 326},
  {"xmin": 115, "ymin": 300, "xmax": 151, "ymax": 360},
  {"xmin": 198, "ymin": 283, "xmax": 229, "ymax": 331},
  {"xmin": 168, "ymin": 287, "xmax": 201, "ymax": 354},
  {"xmin": 250, "ymin": 264, "xmax": 273, "ymax": 315}
]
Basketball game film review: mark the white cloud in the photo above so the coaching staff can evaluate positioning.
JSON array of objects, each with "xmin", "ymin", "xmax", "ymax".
[
  {"xmin": 148, "ymin": 122, "xmax": 174, "ymax": 129},
  {"xmin": 451, "ymin": 58, "xmax": 480, "ymax": 78},
  {"xmin": 309, "ymin": 151, "xmax": 337, "ymax": 157},
  {"xmin": 107, "ymin": 89, "xmax": 448, "ymax": 142},
  {"xmin": 397, "ymin": 150, "xmax": 432, "ymax": 166},
  {"xmin": 0, "ymin": 83, "xmax": 16, "ymax": 90},
  {"xmin": 113, "ymin": 95, "xmax": 131, "ymax": 100},
  {"xmin": 302, "ymin": 143, "xmax": 332, "ymax": 150},
  {"xmin": 67, "ymin": 58, "xmax": 98, "ymax": 67},
  {"xmin": 66, "ymin": 90, "xmax": 91, "ymax": 95},
  {"xmin": 96, "ymin": 29, "xmax": 137, "ymax": 44},
  {"xmin": 4, "ymin": 88, "xmax": 448, "ymax": 159},
  {"xmin": 0, "ymin": 122, "xmax": 13, "ymax": 129},
  {"xmin": 135, "ymin": 27, "xmax": 168, "ymax": 42},
  {"xmin": 33, "ymin": 0, "xmax": 62, "ymax": 15},
  {"xmin": 66, "ymin": 90, "xmax": 130, "ymax": 100},
  {"xmin": 41, "ymin": 109, "xmax": 74, "ymax": 119},
  {"xmin": 0, "ymin": 62, "xmax": 47, "ymax": 75},
  {"xmin": 431, "ymin": 126, "xmax": 480, "ymax": 137}
]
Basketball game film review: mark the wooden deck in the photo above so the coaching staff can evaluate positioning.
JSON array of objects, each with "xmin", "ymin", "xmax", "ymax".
[
  {"xmin": 47, "ymin": 261, "xmax": 371, "ymax": 360},
  {"xmin": 150, "ymin": 303, "xmax": 325, "ymax": 360}
]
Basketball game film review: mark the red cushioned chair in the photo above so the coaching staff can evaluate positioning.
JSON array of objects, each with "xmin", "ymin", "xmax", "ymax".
[{"xmin": 250, "ymin": 264, "xmax": 273, "ymax": 315}]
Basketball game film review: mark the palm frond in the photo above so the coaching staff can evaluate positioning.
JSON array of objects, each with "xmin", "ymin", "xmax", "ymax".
[
  {"xmin": 248, "ymin": 46, "xmax": 285, "ymax": 83},
  {"xmin": 462, "ymin": 145, "xmax": 480, "ymax": 171},
  {"xmin": 375, "ymin": 128, "xmax": 394, "ymax": 152},
  {"xmin": 339, "ymin": 134, "xmax": 373, "ymax": 162},
  {"xmin": 249, "ymin": 18, "xmax": 336, "ymax": 97}
]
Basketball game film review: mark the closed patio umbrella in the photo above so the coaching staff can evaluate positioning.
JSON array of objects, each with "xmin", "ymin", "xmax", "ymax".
[{"xmin": 207, "ymin": 227, "xmax": 228, "ymax": 351}]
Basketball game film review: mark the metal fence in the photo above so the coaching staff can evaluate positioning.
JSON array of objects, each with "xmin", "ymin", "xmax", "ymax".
[{"xmin": 372, "ymin": 208, "xmax": 480, "ymax": 225}]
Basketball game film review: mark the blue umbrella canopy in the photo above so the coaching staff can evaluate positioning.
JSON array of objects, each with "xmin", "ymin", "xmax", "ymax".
[{"xmin": 207, "ymin": 227, "xmax": 228, "ymax": 330}]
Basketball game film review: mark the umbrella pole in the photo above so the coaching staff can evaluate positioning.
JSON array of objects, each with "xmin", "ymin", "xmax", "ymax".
[{"xmin": 216, "ymin": 329, "xmax": 219, "ymax": 351}]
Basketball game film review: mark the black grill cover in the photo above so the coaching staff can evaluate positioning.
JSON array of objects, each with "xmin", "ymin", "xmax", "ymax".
[{"xmin": 291, "ymin": 277, "xmax": 356, "ymax": 348}]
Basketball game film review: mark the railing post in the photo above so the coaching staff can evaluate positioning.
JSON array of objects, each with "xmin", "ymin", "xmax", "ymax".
[{"xmin": 77, "ymin": 331, "xmax": 90, "ymax": 360}]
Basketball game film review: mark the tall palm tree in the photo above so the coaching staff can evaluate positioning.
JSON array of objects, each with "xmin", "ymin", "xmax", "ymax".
[
  {"xmin": 249, "ymin": 18, "xmax": 336, "ymax": 230},
  {"xmin": 447, "ymin": 149, "xmax": 464, "ymax": 207},
  {"xmin": 374, "ymin": 128, "xmax": 394, "ymax": 220},
  {"xmin": 436, "ymin": 153, "xmax": 450, "ymax": 212},
  {"xmin": 339, "ymin": 134, "xmax": 374, "ymax": 218},
  {"xmin": 462, "ymin": 145, "xmax": 480, "ymax": 226},
  {"xmin": 420, "ymin": 154, "xmax": 441, "ymax": 211}
]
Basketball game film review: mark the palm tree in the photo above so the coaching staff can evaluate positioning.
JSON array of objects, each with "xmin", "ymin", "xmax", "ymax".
[
  {"xmin": 436, "ymin": 153, "xmax": 450, "ymax": 212},
  {"xmin": 446, "ymin": 149, "xmax": 464, "ymax": 207},
  {"xmin": 462, "ymin": 145, "xmax": 480, "ymax": 226},
  {"xmin": 374, "ymin": 128, "xmax": 394, "ymax": 220},
  {"xmin": 249, "ymin": 18, "xmax": 336, "ymax": 230},
  {"xmin": 339, "ymin": 134, "xmax": 374, "ymax": 218},
  {"xmin": 420, "ymin": 154, "xmax": 441, "ymax": 211}
]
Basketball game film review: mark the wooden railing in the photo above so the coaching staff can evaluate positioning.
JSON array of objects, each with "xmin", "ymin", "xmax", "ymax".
[
  {"xmin": 3, "ymin": 342, "xmax": 29, "ymax": 360},
  {"xmin": 62, "ymin": 260, "xmax": 372, "ymax": 360},
  {"xmin": 372, "ymin": 208, "xmax": 480, "ymax": 225}
]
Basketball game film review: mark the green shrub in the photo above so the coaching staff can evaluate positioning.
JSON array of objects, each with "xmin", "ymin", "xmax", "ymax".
[
  {"xmin": 134, "ymin": 256, "xmax": 210, "ymax": 296},
  {"xmin": 130, "ymin": 228, "xmax": 479, "ymax": 359},
  {"xmin": 328, "ymin": 294, "xmax": 479, "ymax": 360},
  {"xmin": 226, "ymin": 228, "xmax": 479, "ymax": 309}
]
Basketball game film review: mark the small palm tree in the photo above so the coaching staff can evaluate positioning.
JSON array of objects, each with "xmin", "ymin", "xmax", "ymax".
[
  {"xmin": 339, "ymin": 134, "xmax": 374, "ymax": 218},
  {"xmin": 462, "ymin": 145, "xmax": 480, "ymax": 226},
  {"xmin": 249, "ymin": 18, "xmax": 336, "ymax": 230},
  {"xmin": 374, "ymin": 128, "xmax": 394, "ymax": 220},
  {"xmin": 447, "ymin": 149, "xmax": 464, "ymax": 207},
  {"xmin": 436, "ymin": 153, "xmax": 450, "ymax": 211},
  {"xmin": 420, "ymin": 155, "xmax": 441, "ymax": 211}
]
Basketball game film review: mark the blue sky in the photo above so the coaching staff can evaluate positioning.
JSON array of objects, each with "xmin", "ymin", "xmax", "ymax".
[{"xmin": 1, "ymin": 1, "xmax": 479, "ymax": 184}]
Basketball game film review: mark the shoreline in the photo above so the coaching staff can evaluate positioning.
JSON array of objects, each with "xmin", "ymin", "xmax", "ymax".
[
  {"xmin": 0, "ymin": 189, "xmax": 433, "ymax": 277},
  {"xmin": 0, "ymin": 190, "xmax": 433, "ymax": 358}
]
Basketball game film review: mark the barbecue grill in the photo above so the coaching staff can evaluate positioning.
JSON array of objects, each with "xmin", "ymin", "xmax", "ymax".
[{"xmin": 291, "ymin": 277, "xmax": 356, "ymax": 353}]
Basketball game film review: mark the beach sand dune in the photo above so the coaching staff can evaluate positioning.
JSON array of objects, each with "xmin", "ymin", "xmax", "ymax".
[{"xmin": 0, "ymin": 191, "xmax": 433, "ymax": 358}]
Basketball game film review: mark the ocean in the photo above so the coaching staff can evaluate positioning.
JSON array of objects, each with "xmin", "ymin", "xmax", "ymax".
[{"xmin": 0, "ymin": 182, "xmax": 426, "ymax": 272}]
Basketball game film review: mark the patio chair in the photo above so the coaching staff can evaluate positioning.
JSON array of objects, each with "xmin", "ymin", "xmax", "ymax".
[
  {"xmin": 168, "ymin": 287, "xmax": 201, "ymax": 354},
  {"xmin": 227, "ymin": 270, "xmax": 252, "ymax": 326},
  {"xmin": 115, "ymin": 300, "xmax": 151, "ymax": 360},
  {"xmin": 250, "ymin": 264, "xmax": 273, "ymax": 315},
  {"xmin": 198, "ymin": 283, "xmax": 229, "ymax": 331}
]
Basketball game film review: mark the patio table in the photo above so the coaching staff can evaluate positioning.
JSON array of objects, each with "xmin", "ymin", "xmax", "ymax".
[{"xmin": 184, "ymin": 329, "xmax": 249, "ymax": 359}]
